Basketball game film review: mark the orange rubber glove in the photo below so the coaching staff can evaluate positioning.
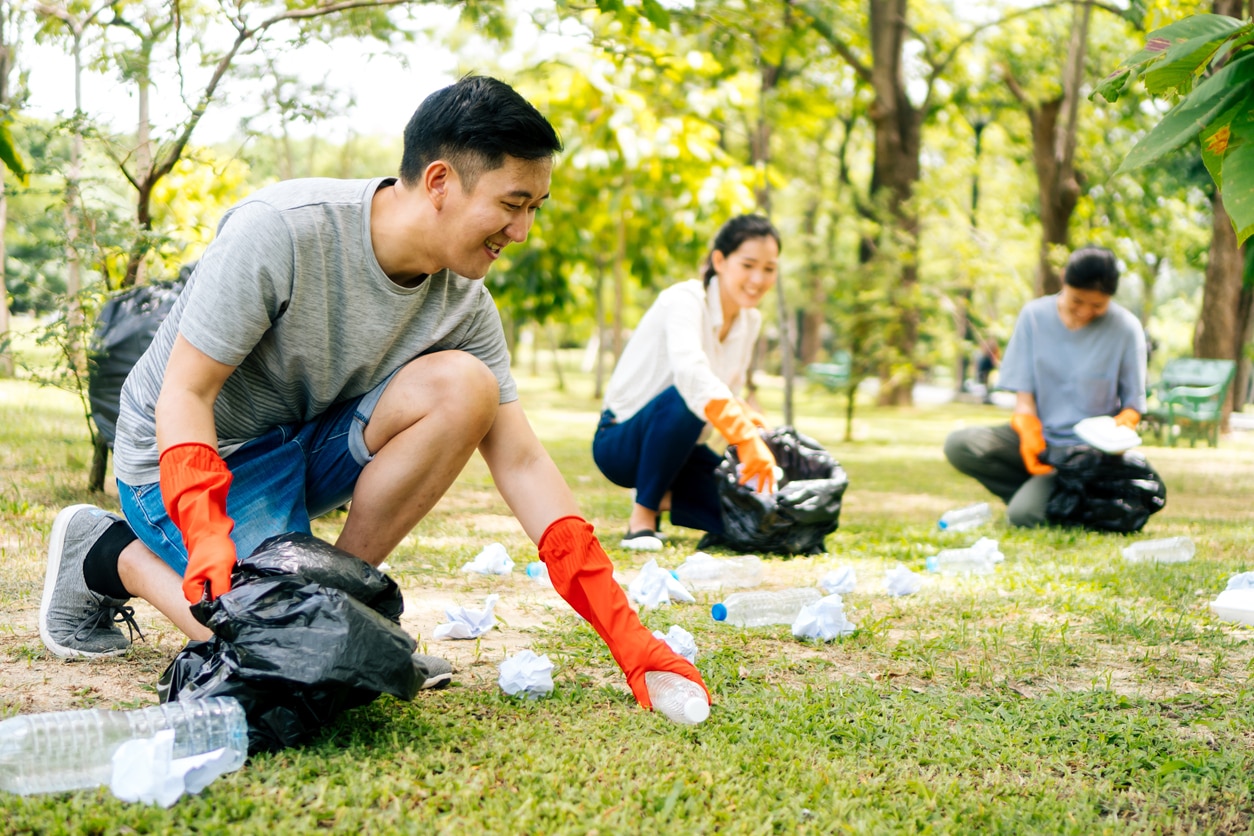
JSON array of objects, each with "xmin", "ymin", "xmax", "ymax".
[
  {"xmin": 1113, "ymin": 408, "xmax": 1141, "ymax": 429},
  {"xmin": 745, "ymin": 404, "xmax": 769, "ymax": 430},
  {"xmin": 539, "ymin": 516, "xmax": 710, "ymax": 710},
  {"xmin": 159, "ymin": 442, "xmax": 238, "ymax": 604},
  {"xmin": 705, "ymin": 398, "xmax": 778, "ymax": 494},
  {"xmin": 1009, "ymin": 413, "xmax": 1054, "ymax": 476}
]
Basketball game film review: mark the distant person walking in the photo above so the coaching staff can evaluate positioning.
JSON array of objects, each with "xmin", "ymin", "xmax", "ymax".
[
  {"xmin": 592, "ymin": 215, "xmax": 782, "ymax": 551},
  {"xmin": 943, "ymin": 246, "xmax": 1146, "ymax": 526}
]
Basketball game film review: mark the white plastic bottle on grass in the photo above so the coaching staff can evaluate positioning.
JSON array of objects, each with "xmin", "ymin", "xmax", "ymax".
[
  {"xmin": 525, "ymin": 561, "xmax": 550, "ymax": 581},
  {"xmin": 644, "ymin": 672, "xmax": 709, "ymax": 725},
  {"xmin": 926, "ymin": 548, "xmax": 996, "ymax": 576},
  {"xmin": 0, "ymin": 697, "xmax": 247, "ymax": 796},
  {"xmin": 710, "ymin": 588, "xmax": 823, "ymax": 627},
  {"xmin": 938, "ymin": 502, "xmax": 992, "ymax": 531},
  {"xmin": 674, "ymin": 553, "xmax": 762, "ymax": 590},
  {"xmin": 1121, "ymin": 536, "xmax": 1195, "ymax": 564}
]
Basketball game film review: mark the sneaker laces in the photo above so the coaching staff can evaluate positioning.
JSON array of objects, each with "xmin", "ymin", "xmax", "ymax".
[{"xmin": 70, "ymin": 603, "xmax": 145, "ymax": 645}]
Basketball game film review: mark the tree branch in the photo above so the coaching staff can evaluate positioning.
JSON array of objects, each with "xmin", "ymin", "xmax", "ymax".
[{"xmin": 790, "ymin": 0, "xmax": 872, "ymax": 85}]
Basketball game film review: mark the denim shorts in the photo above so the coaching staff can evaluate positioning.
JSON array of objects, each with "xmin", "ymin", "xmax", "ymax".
[{"xmin": 117, "ymin": 372, "xmax": 393, "ymax": 576}]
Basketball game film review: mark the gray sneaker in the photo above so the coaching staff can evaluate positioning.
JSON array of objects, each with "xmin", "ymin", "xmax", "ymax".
[
  {"xmin": 412, "ymin": 653, "xmax": 454, "ymax": 690},
  {"xmin": 39, "ymin": 505, "xmax": 138, "ymax": 659}
]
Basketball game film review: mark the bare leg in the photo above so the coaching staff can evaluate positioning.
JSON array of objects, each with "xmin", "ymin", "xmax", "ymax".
[
  {"xmin": 628, "ymin": 503, "xmax": 658, "ymax": 533},
  {"xmin": 336, "ymin": 351, "xmax": 501, "ymax": 564},
  {"xmin": 117, "ymin": 539, "xmax": 212, "ymax": 641}
]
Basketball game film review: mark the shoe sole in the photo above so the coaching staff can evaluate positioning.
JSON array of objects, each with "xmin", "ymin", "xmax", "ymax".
[
  {"xmin": 419, "ymin": 672, "xmax": 453, "ymax": 691},
  {"xmin": 38, "ymin": 504, "xmax": 127, "ymax": 660}
]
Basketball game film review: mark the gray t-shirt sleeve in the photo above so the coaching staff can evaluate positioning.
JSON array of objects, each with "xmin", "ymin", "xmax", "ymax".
[
  {"xmin": 178, "ymin": 202, "xmax": 294, "ymax": 366},
  {"xmin": 1118, "ymin": 325, "xmax": 1148, "ymax": 413}
]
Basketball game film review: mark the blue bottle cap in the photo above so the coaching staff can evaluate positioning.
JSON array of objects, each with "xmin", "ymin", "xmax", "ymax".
[
  {"xmin": 711, "ymin": 603, "xmax": 728, "ymax": 621},
  {"xmin": 525, "ymin": 562, "xmax": 544, "ymax": 577},
  {"xmin": 938, "ymin": 520, "xmax": 949, "ymax": 529},
  {"xmin": 925, "ymin": 556, "xmax": 939, "ymax": 573}
]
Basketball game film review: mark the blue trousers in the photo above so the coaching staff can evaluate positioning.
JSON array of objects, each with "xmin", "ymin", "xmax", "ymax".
[{"xmin": 592, "ymin": 386, "xmax": 724, "ymax": 534}]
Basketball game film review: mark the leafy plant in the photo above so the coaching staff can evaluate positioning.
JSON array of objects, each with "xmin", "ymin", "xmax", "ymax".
[{"xmin": 1095, "ymin": 12, "xmax": 1254, "ymax": 244}]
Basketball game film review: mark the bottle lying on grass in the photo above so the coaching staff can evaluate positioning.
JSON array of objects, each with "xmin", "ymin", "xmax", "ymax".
[
  {"xmin": 710, "ymin": 588, "xmax": 823, "ymax": 628},
  {"xmin": 645, "ymin": 672, "xmax": 709, "ymax": 725},
  {"xmin": 1121, "ymin": 536, "xmax": 1195, "ymax": 564}
]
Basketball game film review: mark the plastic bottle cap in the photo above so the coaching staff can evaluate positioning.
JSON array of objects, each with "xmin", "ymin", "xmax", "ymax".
[
  {"xmin": 711, "ymin": 603, "xmax": 728, "ymax": 621},
  {"xmin": 683, "ymin": 698, "xmax": 711, "ymax": 724},
  {"xmin": 938, "ymin": 520, "xmax": 949, "ymax": 530},
  {"xmin": 526, "ymin": 563, "xmax": 543, "ymax": 577},
  {"xmin": 925, "ymin": 556, "xmax": 939, "ymax": 572}
]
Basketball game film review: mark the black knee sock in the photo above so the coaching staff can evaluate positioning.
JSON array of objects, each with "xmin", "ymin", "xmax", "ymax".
[{"xmin": 82, "ymin": 521, "xmax": 137, "ymax": 600}]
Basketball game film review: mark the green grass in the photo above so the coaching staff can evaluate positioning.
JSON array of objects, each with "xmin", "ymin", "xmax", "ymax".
[{"xmin": 3, "ymin": 363, "xmax": 1254, "ymax": 834}]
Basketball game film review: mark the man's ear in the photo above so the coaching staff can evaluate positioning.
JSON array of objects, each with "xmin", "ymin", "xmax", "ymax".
[{"xmin": 424, "ymin": 161, "xmax": 453, "ymax": 209}]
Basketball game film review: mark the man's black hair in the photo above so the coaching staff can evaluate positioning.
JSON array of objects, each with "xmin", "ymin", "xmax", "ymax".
[
  {"xmin": 702, "ymin": 215, "xmax": 782, "ymax": 286},
  {"xmin": 1063, "ymin": 246, "xmax": 1119, "ymax": 296},
  {"xmin": 399, "ymin": 75, "xmax": 562, "ymax": 191}
]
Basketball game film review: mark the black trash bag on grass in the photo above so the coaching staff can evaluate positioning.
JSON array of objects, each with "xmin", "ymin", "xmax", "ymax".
[
  {"xmin": 711, "ymin": 426, "xmax": 848, "ymax": 556},
  {"xmin": 1042, "ymin": 445, "xmax": 1167, "ymax": 533},
  {"xmin": 158, "ymin": 533, "xmax": 421, "ymax": 754}
]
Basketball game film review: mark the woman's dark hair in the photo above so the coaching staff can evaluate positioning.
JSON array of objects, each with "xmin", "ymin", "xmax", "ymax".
[
  {"xmin": 702, "ymin": 214, "xmax": 782, "ymax": 286},
  {"xmin": 399, "ymin": 75, "xmax": 562, "ymax": 191},
  {"xmin": 1063, "ymin": 246, "xmax": 1119, "ymax": 295}
]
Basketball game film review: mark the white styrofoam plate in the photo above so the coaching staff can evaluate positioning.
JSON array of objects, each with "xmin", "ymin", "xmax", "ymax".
[
  {"xmin": 1074, "ymin": 415, "xmax": 1143, "ymax": 455},
  {"xmin": 1210, "ymin": 589, "xmax": 1254, "ymax": 626}
]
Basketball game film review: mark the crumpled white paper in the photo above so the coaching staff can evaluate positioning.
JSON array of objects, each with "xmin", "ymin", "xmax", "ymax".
[
  {"xmin": 969, "ymin": 537, "xmax": 1005, "ymax": 563},
  {"xmin": 1227, "ymin": 572, "xmax": 1254, "ymax": 590},
  {"xmin": 461, "ymin": 543, "xmax": 514, "ymax": 575},
  {"xmin": 652, "ymin": 625, "xmax": 699, "ymax": 663},
  {"xmin": 884, "ymin": 564, "xmax": 923, "ymax": 597},
  {"xmin": 791, "ymin": 594, "xmax": 858, "ymax": 641},
  {"xmin": 499, "ymin": 650, "xmax": 554, "ymax": 699},
  {"xmin": 433, "ymin": 594, "xmax": 498, "ymax": 640},
  {"xmin": 627, "ymin": 560, "xmax": 696, "ymax": 608},
  {"xmin": 819, "ymin": 566, "xmax": 857, "ymax": 595},
  {"xmin": 110, "ymin": 729, "xmax": 238, "ymax": 808}
]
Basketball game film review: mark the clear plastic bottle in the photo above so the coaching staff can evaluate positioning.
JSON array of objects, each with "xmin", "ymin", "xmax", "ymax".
[
  {"xmin": 525, "ymin": 561, "xmax": 550, "ymax": 581},
  {"xmin": 938, "ymin": 502, "xmax": 992, "ymax": 531},
  {"xmin": 1121, "ymin": 536, "xmax": 1196, "ymax": 564},
  {"xmin": 674, "ymin": 553, "xmax": 763, "ymax": 591},
  {"xmin": 710, "ymin": 588, "xmax": 823, "ymax": 627},
  {"xmin": 926, "ymin": 548, "xmax": 996, "ymax": 576},
  {"xmin": 0, "ymin": 697, "xmax": 247, "ymax": 796},
  {"xmin": 644, "ymin": 671, "xmax": 709, "ymax": 725}
]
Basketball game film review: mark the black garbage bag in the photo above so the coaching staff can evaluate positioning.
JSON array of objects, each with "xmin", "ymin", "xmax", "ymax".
[
  {"xmin": 87, "ymin": 272, "xmax": 188, "ymax": 445},
  {"xmin": 1042, "ymin": 445, "xmax": 1167, "ymax": 533},
  {"xmin": 712, "ymin": 426, "xmax": 849, "ymax": 556},
  {"xmin": 158, "ymin": 533, "xmax": 421, "ymax": 754}
]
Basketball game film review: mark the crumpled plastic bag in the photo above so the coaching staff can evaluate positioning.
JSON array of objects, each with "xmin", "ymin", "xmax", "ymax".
[
  {"xmin": 970, "ymin": 537, "xmax": 1005, "ymax": 563},
  {"xmin": 1043, "ymin": 445, "xmax": 1166, "ymax": 533},
  {"xmin": 791, "ymin": 594, "xmax": 857, "ymax": 641},
  {"xmin": 884, "ymin": 564, "xmax": 923, "ymax": 597},
  {"xmin": 819, "ymin": 566, "xmax": 856, "ymax": 595},
  {"xmin": 713, "ymin": 427, "xmax": 848, "ymax": 556},
  {"xmin": 433, "ymin": 594, "xmax": 498, "ymax": 640},
  {"xmin": 109, "ymin": 729, "xmax": 238, "ymax": 808},
  {"xmin": 461, "ymin": 543, "xmax": 514, "ymax": 575},
  {"xmin": 652, "ymin": 625, "xmax": 699, "ymax": 663},
  {"xmin": 499, "ymin": 650, "xmax": 554, "ymax": 699},
  {"xmin": 158, "ymin": 533, "xmax": 421, "ymax": 754},
  {"xmin": 627, "ymin": 560, "xmax": 696, "ymax": 608}
]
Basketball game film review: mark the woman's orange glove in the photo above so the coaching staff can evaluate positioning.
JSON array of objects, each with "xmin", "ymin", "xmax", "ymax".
[
  {"xmin": 160, "ymin": 442, "xmax": 238, "ymax": 604},
  {"xmin": 1009, "ymin": 413, "xmax": 1054, "ymax": 476},
  {"xmin": 1113, "ymin": 408, "xmax": 1141, "ymax": 429},
  {"xmin": 705, "ymin": 398, "xmax": 777, "ymax": 494},
  {"xmin": 539, "ymin": 516, "xmax": 710, "ymax": 710}
]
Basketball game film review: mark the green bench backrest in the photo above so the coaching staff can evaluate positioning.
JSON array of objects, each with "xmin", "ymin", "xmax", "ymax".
[{"xmin": 1160, "ymin": 358, "xmax": 1236, "ymax": 389}]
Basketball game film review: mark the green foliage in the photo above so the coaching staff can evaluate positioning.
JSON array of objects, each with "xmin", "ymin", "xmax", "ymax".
[
  {"xmin": 0, "ymin": 118, "xmax": 27, "ymax": 183},
  {"xmin": 1096, "ymin": 13, "xmax": 1254, "ymax": 244}
]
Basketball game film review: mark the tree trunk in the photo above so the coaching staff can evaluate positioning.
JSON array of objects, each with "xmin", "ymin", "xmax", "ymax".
[
  {"xmin": 868, "ymin": 0, "xmax": 921, "ymax": 406},
  {"xmin": 593, "ymin": 257, "xmax": 606, "ymax": 400},
  {"xmin": 0, "ymin": 166, "xmax": 11, "ymax": 378},
  {"xmin": 1195, "ymin": 192, "xmax": 1243, "ymax": 425}
]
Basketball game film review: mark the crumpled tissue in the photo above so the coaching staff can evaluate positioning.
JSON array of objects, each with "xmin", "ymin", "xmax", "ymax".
[
  {"xmin": 884, "ymin": 564, "xmax": 923, "ymax": 597},
  {"xmin": 499, "ymin": 650, "xmax": 554, "ymax": 699},
  {"xmin": 819, "ymin": 566, "xmax": 856, "ymax": 595},
  {"xmin": 970, "ymin": 537, "xmax": 1005, "ymax": 563},
  {"xmin": 433, "ymin": 594, "xmax": 498, "ymax": 640},
  {"xmin": 791, "ymin": 594, "xmax": 858, "ymax": 640},
  {"xmin": 461, "ymin": 543, "xmax": 514, "ymax": 575},
  {"xmin": 1226, "ymin": 572, "xmax": 1254, "ymax": 590},
  {"xmin": 652, "ymin": 624, "xmax": 699, "ymax": 663},
  {"xmin": 110, "ymin": 729, "xmax": 238, "ymax": 808},
  {"xmin": 628, "ymin": 560, "xmax": 696, "ymax": 608}
]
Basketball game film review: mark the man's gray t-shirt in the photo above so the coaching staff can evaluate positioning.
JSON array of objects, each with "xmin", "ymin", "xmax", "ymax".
[
  {"xmin": 998, "ymin": 295, "xmax": 1146, "ymax": 445},
  {"xmin": 115, "ymin": 176, "xmax": 518, "ymax": 485}
]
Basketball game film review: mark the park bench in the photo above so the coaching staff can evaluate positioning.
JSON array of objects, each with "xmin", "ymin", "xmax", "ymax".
[
  {"xmin": 1143, "ymin": 357, "xmax": 1236, "ymax": 448},
  {"xmin": 805, "ymin": 351, "xmax": 853, "ymax": 393}
]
